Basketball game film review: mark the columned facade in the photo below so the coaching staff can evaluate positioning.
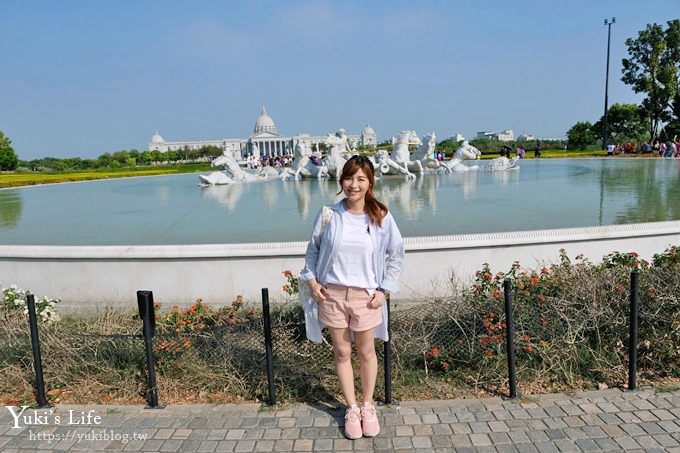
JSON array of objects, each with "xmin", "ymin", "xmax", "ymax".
[{"xmin": 148, "ymin": 106, "xmax": 371, "ymax": 160}]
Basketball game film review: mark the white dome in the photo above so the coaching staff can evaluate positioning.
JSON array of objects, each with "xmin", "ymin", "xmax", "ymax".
[
  {"xmin": 151, "ymin": 131, "xmax": 165, "ymax": 144},
  {"xmin": 254, "ymin": 105, "xmax": 277, "ymax": 134},
  {"xmin": 363, "ymin": 124, "xmax": 375, "ymax": 135}
]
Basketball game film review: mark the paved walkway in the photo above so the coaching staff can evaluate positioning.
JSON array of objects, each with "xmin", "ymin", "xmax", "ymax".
[{"xmin": 1, "ymin": 388, "xmax": 680, "ymax": 452}]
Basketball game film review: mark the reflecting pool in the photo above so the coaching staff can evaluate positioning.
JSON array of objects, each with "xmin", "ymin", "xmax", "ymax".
[{"xmin": 1, "ymin": 158, "xmax": 680, "ymax": 246}]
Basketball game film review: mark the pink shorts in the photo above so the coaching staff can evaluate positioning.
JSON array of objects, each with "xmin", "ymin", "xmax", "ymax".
[{"xmin": 318, "ymin": 283, "xmax": 383, "ymax": 332}]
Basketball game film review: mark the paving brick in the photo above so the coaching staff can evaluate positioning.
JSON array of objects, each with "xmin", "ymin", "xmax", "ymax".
[
  {"xmin": 552, "ymin": 438, "xmax": 580, "ymax": 452},
  {"xmin": 529, "ymin": 441, "xmax": 559, "ymax": 453},
  {"xmin": 450, "ymin": 433, "xmax": 472, "ymax": 447},
  {"xmin": 615, "ymin": 435, "xmax": 642, "ymax": 450},
  {"xmin": 421, "ymin": 413, "xmax": 439, "ymax": 424},
  {"xmin": 412, "ymin": 424, "xmax": 433, "ymax": 436},
  {"xmin": 507, "ymin": 431, "xmax": 530, "ymax": 443},
  {"xmin": 515, "ymin": 444, "xmax": 540, "ymax": 453},
  {"xmin": 431, "ymin": 423, "xmax": 453, "ymax": 435},
  {"xmin": 488, "ymin": 432, "xmax": 512, "ymax": 444},
  {"xmin": 526, "ymin": 430, "xmax": 550, "ymax": 443},
  {"xmin": 574, "ymin": 438, "xmax": 602, "ymax": 452},
  {"xmin": 469, "ymin": 432, "xmax": 492, "ymax": 446},
  {"xmin": 542, "ymin": 418, "xmax": 567, "ymax": 429},
  {"xmin": 312, "ymin": 438, "xmax": 333, "ymax": 450},
  {"xmin": 392, "ymin": 436, "xmax": 412, "ymax": 449},
  {"xmin": 469, "ymin": 421, "xmax": 491, "ymax": 433},
  {"xmin": 412, "ymin": 435, "xmax": 433, "ymax": 448},
  {"xmin": 594, "ymin": 437, "xmax": 621, "ymax": 451},
  {"xmin": 431, "ymin": 434, "xmax": 453, "ymax": 448},
  {"xmin": 656, "ymin": 433, "xmax": 680, "ymax": 447}
]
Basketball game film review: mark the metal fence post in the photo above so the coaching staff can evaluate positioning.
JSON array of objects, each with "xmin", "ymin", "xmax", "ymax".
[
  {"xmin": 628, "ymin": 271, "xmax": 640, "ymax": 391},
  {"xmin": 137, "ymin": 290, "xmax": 162, "ymax": 409},
  {"xmin": 383, "ymin": 296, "xmax": 393, "ymax": 405},
  {"xmin": 262, "ymin": 288, "xmax": 276, "ymax": 406},
  {"xmin": 503, "ymin": 278, "xmax": 518, "ymax": 399},
  {"xmin": 26, "ymin": 293, "xmax": 50, "ymax": 408}
]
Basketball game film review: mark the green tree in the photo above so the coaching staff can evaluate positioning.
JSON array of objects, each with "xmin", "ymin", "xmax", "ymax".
[
  {"xmin": 0, "ymin": 131, "xmax": 19, "ymax": 171},
  {"xmin": 592, "ymin": 103, "xmax": 648, "ymax": 145},
  {"xmin": 566, "ymin": 121, "xmax": 597, "ymax": 150},
  {"xmin": 664, "ymin": 20, "xmax": 680, "ymax": 138},
  {"xmin": 622, "ymin": 20, "xmax": 680, "ymax": 141}
]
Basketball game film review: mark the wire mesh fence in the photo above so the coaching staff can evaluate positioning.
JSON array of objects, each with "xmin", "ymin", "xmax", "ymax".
[{"xmin": 2, "ymin": 261, "xmax": 680, "ymax": 406}]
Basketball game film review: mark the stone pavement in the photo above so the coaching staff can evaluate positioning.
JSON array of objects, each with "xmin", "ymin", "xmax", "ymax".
[{"xmin": 1, "ymin": 388, "xmax": 680, "ymax": 452}]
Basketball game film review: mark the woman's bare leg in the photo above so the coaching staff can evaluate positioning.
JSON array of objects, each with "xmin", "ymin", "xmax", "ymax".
[
  {"xmin": 328, "ymin": 327, "xmax": 356, "ymax": 406},
  {"xmin": 354, "ymin": 328, "xmax": 377, "ymax": 403}
]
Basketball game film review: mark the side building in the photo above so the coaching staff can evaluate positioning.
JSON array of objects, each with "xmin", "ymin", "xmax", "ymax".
[{"xmin": 148, "ymin": 106, "xmax": 377, "ymax": 160}]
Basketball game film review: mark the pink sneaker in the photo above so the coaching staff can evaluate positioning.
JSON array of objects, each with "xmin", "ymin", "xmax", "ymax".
[
  {"xmin": 360, "ymin": 402, "xmax": 380, "ymax": 437},
  {"xmin": 344, "ymin": 405, "xmax": 362, "ymax": 439}
]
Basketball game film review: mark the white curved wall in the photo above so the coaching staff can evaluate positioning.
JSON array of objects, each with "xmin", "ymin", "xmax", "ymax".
[{"xmin": 1, "ymin": 221, "xmax": 679, "ymax": 310}]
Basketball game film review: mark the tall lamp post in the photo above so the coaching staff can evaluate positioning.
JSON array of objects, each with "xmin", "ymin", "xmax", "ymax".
[{"xmin": 602, "ymin": 17, "xmax": 615, "ymax": 150}]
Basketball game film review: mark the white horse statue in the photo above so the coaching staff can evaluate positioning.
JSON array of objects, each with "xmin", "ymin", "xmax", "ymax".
[
  {"xmin": 376, "ymin": 130, "xmax": 422, "ymax": 179},
  {"xmin": 440, "ymin": 141, "xmax": 521, "ymax": 172},
  {"xmin": 323, "ymin": 129, "xmax": 351, "ymax": 179},
  {"xmin": 484, "ymin": 155, "xmax": 520, "ymax": 171},
  {"xmin": 282, "ymin": 140, "xmax": 329, "ymax": 180},
  {"xmin": 410, "ymin": 132, "xmax": 445, "ymax": 173},
  {"xmin": 199, "ymin": 154, "xmax": 266, "ymax": 185},
  {"xmin": 441, "ymin": 141, "xmax": 481, "ymax": 173}
]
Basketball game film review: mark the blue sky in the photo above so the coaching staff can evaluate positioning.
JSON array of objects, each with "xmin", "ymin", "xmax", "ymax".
[{"xmin": 1, "ymin": 1, "xmax": 677, "ymax": 160}]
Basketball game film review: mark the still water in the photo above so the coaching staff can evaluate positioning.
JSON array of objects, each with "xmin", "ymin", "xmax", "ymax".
[{"xmin": 1, "ymin": 159, "xmax": 679, "ymax": 246}]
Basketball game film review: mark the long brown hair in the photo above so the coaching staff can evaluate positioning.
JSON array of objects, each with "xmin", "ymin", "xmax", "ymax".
[{"xmin": 338, "ymin": 155, "xmax": 388, "ymax": 227}]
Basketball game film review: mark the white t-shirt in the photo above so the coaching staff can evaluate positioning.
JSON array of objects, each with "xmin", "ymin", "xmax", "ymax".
[{"xmin": 325, "ymin": 210, "xmax": 377, "ymax": 289}]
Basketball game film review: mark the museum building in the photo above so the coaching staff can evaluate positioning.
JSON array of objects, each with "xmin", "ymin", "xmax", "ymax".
[{"xmin": 148, "ymin": 106, "xmax": 377, "ymax": 160}]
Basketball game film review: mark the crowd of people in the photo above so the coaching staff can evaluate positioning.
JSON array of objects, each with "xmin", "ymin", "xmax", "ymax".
[
  {"xmin": 607, "ymin": 136, "xmax": 680, "ymax": 157},
  {"xmin": 245, "ymin": 153, "xmax": 296, "ymax": 169}
]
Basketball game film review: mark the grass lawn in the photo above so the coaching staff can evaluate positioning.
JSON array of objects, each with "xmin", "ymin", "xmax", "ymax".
[{"xmin": 0, "ymin": 163, "xmax": 211, "ymax": 188}]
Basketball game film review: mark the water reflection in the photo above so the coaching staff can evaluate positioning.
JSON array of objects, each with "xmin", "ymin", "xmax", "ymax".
[
  {"xmin": 0, "ymin": 190, "xmax": 23, "ymax": 229},
  {"xmin": 377, "ymin": 175, "xmax": 440, "ymax": 218},
  {"xmin": 261, "ymin": 182, "xmax": 280, "ymax": 210},
  {"xmin": 598, "ymin": 159, "xmax": 680, "ymax": 225},
  {"xmin": 200, "ymin": 184, "xmax": 244, "ymax": 211}
]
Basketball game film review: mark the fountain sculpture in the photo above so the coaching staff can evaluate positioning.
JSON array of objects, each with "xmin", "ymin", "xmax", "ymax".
[{"xmin": 199, "ymin": 130, "xmax": 519, "ymax": 185}]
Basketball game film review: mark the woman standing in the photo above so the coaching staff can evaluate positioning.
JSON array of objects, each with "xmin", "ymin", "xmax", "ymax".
[{"xmin": 301, "ymin": 155, "xmax": 405, "ymax": 439}]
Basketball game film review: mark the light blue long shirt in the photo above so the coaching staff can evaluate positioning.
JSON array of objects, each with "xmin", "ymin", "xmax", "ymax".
[{"xmin": 301, "ymin": 199, "xmax": 405, "ymax": 343}]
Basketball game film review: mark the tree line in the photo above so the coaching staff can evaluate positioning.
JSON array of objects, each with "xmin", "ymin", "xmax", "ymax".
[
  {"xmin": 567, "ymin": 19, "xmax": 680, "ymax": 150},
  {"xmin": 0, "ymin": 140, "xmax": 225, "ymax": 172}
]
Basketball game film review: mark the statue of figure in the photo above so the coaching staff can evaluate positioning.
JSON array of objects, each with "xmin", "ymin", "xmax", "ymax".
[
  {"xmin": 251, "ymin": 142, "xmax": 260, "ymax": 159},
  {"xmin": 334, "ymin": 129, "xmax": 353, "ymax": 155},
  {"xmin": 323, "ymin": 129, "xmax": 351, "ymax": 179}
]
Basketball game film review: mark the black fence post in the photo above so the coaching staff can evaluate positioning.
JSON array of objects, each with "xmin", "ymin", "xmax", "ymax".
[
  {"xmin": 628, "ymin": 271, "xmax": 640, "ymax": 391},
  {"xmin": 503, "ymin": 278, "xmax": 518, "ymax": 399},
  {"xmin": 383, "ymin": 296, "xmax": 393, "ymax": 405},
  {"xmin": 137, "ymin": 290, "xmax": 162, "ymax": 409},
  {"xmin": 26, "ymin": 293, "xmax": 50, "ymax": 408},
  {"xmin": 262, "ymin": 288, "xmax": 276, "ymax": 406}
]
